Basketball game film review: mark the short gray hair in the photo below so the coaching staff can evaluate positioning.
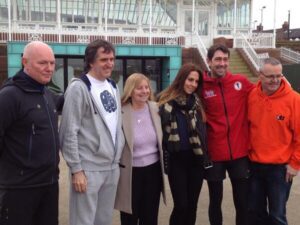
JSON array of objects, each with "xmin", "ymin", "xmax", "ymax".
[{"xmin": 259, "ymin": 57, "xmax": 282, "ymax": 71}]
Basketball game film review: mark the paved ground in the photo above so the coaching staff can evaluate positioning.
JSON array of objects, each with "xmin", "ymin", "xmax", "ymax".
[{"xmin": 59, "ymin": 156, "xmax": 300, "ymax": 225}]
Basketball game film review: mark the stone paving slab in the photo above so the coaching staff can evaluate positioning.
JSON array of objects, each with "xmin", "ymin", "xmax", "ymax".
[{"xmin": 59, "ymin": 157, "xmax": 300, "ymax": 225}]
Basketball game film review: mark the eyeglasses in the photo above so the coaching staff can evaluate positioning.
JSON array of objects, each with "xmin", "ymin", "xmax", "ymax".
[{"xmin": 260, "ymin": 71, "xmax": 283, "ymax": 80}]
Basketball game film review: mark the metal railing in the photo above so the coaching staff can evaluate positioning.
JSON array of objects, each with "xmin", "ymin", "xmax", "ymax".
[
  {"xmin": 235, "ymin": 32, "xmax": 274, "ymax": 49},
  {"xmin": 0, "ymin": 22, "xmax": 184, "ymax": 46},
  {"xmin": 280, "ymin": 47, "xmax": 300, "ymax": 64},
  {"xmin": 234, "ymin": 33, "xmax": 264, "ymax": 71},
  {"xmin": 191, "ymin": 32, "xmax": 210, "ymax": 71}
]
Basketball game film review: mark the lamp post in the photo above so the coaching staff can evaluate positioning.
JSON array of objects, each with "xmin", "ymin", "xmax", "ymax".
[
  {"xmin": 287, "ymin": 10, "xmax": 290, "ymax": 40},
  {"xmin": 253, "ymin": 20, "xmax": 258, "ymax": 30},
  {"xmin": 260, "ymin": 6, "xmax": 266, "ymax": 27}
]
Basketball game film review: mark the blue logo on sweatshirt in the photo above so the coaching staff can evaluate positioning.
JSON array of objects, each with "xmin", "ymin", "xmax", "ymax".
[{"xmin": 100, "ymin": 90, "xmax": 117, "ymax": 113}]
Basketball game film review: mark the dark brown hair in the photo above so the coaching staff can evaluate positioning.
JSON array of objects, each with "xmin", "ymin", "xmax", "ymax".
[
  {"xmin": 158, "ymin": 63, "xmax": 203, "ymax": 105},
  {"xmin": 158, "ymin": 63, "xmax": 206, "ymax": 120},
  {"xmin": 207, "ymin": 44, "xmax": 230, "ymax": 60},
  {"xmin": 84, "ymin": 39, "xmax": 115, "ymax": 73}
]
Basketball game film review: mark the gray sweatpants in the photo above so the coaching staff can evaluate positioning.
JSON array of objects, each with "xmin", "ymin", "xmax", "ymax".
[{"xmin": 69, "ymin": 168, "xmax": 120, "ymax": 225}]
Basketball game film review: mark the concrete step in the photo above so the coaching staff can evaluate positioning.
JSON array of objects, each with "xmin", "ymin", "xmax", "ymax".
[{"xmin": 229, "ymin": 49, "xmax": 257, "ymax": 82}]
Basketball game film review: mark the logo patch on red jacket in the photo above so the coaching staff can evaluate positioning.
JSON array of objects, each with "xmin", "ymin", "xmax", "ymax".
[
  {"xmin": 204, "ymin": 90, "xmax": 217, "ymax": 98},
  {"xmin": 234, "ymin": 81, "xmax": 242, "ymax": 90}
]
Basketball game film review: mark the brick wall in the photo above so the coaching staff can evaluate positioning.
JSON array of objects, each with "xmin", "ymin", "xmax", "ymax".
[{"xmin": 0, "ymin": 44, "xmax": 7, "ymax": 87}]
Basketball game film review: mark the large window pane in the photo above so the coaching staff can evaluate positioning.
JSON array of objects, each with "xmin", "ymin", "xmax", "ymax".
[
  {"xmin": 184, "ymin": 11, "xmax": 192, "ymax": 32},
  {"xmin": 217, "ymin": 0, "xmax": 250, "ymax": 29},
  {"xmin": 198, "ymin": 11, "xmax": 208, "ymax": 35},
  {"xmin": 52, "ymin": 57, "xmax": 84, "ymax": 92},
  {"xmin": 112, "ymin": 59, "xmax": 124, "ymax": 94},
  {"xmin": 144, "ymin": 59, "xmax": 161, "ymax": 94},
  {"xmin": 16, "ymin": 0, "xmax": 27, "ymax": 21},
  {"xmin": 0, "ymin": 0, "xmax": 8, "ymax": 20}
]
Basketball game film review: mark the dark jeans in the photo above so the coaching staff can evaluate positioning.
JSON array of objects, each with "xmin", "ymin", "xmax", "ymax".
[
  {"xmin": 0, "ymin": 183, "xmax": 58, "ymax": 225},
  {"xmin": 248, "ymin": 163, "xmax": 292, "ymax": 225},
  {"xmin": 120, "ymin": 161, "xmax": 162, "ymax": 225},
  {"xmin": 205, "ymin": 157, "xmax": 250, "ymax": 225},
  {"xmin": 168, "ymin": 151, "xmax": 204, "ymax": 225},
  {"xmin": 207, "ymin": 178, "xmax": 249, "ymax": 225}
]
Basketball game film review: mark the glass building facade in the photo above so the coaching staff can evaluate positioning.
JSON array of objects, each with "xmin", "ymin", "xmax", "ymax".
[
  {"xmin": 0, "ymin": 0, "xmax": 251, "ymax": 42},
  {"xmin": 1, "ymin": 0, "xmax": 253, "ymax": 93}
]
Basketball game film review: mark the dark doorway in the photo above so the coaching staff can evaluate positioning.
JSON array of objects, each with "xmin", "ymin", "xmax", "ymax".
[
  {"xmin": 52, "ymin": 56, "xmax": 84, "ymax": 93},
  {"xmin": 113, "ymin": 57, "xmax": 163, "ymax": 94},
  {"xmin": 53, "ymin": 55, "xmax": 163, "ymax": 94}
]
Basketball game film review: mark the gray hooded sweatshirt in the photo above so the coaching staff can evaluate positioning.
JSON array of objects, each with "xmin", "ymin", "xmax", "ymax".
[{"xmin": 59, "ymin": 75, "xmax": 125, "ymax": 173}]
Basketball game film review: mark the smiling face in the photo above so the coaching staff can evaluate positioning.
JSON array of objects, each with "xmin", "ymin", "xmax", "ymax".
[
  {"xmin": 207, "ymin": 50, "xmax": 229, "ymax": 78},
  {"xmin": 89, "ymin": 47, "xmax": 115, "ymax": 81},
  {"xmin": 259, "ymin": 63, "xmax": 283, "ymax": 95},
  {"xmin": 183, "ymin": 71, "xmax": 200, "ymax": 95},
  {"xmin": 22, "ymin": 42, "xmax": 55, "ymax": 85},
  {"xmin": 131, "ymin": 79, "xmax": 150, "ymax": 106}
]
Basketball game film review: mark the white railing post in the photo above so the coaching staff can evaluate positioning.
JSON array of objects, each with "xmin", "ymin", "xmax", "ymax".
[
  {"xmin": 233, "ymin": 0, "xmax": 237, "ymax": 48},
  {"xmin": 104, "ymin": 0, "xmax": 108, "ymax": 40},
  {"xmin": 8, "ymin": 0, "xmax": 11, "ymax": 41},
  {"xmin": 191, "ymin": 32, "xmax": 210, "ymax": 71},
  {"xmin": 149, "ymin": 0, "xmax": 152, "ymax": 45}
]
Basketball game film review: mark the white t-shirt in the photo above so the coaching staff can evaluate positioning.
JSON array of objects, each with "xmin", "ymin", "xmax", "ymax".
[{"xmin": 87, "ymin": 74, "xmax": 118, "ymax": 145}]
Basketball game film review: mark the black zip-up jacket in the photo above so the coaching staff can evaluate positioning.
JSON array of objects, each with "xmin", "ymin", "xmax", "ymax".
[{"xmin": 0, "ymin": 70, "xmax": 63, "ymax": 188}]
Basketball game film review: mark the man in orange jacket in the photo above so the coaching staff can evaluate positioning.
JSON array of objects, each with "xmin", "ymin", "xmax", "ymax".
[{"xmin": 248, "ymin": 57, "xmax": 300, "ymax": 225}]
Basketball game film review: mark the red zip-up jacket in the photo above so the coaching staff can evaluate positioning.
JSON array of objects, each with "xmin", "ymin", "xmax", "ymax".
[{"xmin": 201, "ymin": 71, "xmax": 254, "ymax": 161}]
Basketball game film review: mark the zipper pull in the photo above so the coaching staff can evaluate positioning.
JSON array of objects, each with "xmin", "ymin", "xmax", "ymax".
[{"xmin": 32, "ymin": 124, "xmax": 36, "ymax": 135}]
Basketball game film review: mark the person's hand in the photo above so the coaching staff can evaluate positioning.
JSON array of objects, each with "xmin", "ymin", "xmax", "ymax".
[
  {"xmin": 72, "ymin": 170, "xmax": 87, "ymax": 193},
  {"xmin": 286, "ymin": 165, "xmax": 298, "ymax": 183},
  {"xmin": 285, "ymin": 172, "xmax": 296, "ymax": 183}
]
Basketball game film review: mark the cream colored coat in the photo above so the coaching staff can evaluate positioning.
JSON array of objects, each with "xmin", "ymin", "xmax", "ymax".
[{"xmin": 114, "ymin": 101, "xmax": 167, "ymax": 214}]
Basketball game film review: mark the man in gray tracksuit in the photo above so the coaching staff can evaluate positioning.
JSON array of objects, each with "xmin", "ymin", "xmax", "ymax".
[{"xmin": 59, "ymin": 39, "xmax": 125, "ymax": 225}]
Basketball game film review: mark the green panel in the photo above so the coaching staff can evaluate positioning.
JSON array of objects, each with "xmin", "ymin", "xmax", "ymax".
[
  {"xmin": 166, "ymin": 47, "xmax": 180, "ymax": 56},
  {"xmin": 169, "ymin": 69, "xmax": 178, "ymax": 83},
  {"xmin": 130, "ymin": 47, "xmax": 142, "ymax": 55},
  {"xmin": 79, "ymin": 45, "xmax": 86, "ymax": 55},
  {"xmin": 141, "ymin": 47, "xmax": 154, "ymax": 56},
  {"xmin": 162, "ymin": 81, "xmax": 170, "ymax": 89},
  {"xmin": 162, "ymin": 58, "xmax": 170, "ymax": 85},
  {"xmin": 66, "ymin": 46, "xmax": 81, "ymax": 55},
  {"xmin": 169, "ymin": 56, "xmax": 181, "ymax": 69},
  {"xmin": 10, "ymin": 43, "xmax": 26, "ymax": 54},
  {"xmin": 51, "ymin": 45, "xmax": 67, "ymax": 54},
  {"xmin": 8, "ymin": 68, "xmax": 20, "ymax": 77},
  {"xmin": 116, "ymin": 46, "xmax": 130, "ymax": 55},
  {"xmin": 154, "ymin": 47, "xmax": 166, "ymax": 56},
  {"xmin": 8, "ymin": 54, "xmax": 22, "ymax": 67}
]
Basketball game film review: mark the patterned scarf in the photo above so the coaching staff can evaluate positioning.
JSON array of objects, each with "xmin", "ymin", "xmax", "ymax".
[{"xmin": 161, "ymin": 94, "xmax": 203, "ymax": 155}]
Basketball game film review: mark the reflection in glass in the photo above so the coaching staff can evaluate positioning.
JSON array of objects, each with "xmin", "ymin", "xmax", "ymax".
[
  {"xmin": 52, "ymin": 57, "xmax": 84, "ymax": 92},
  {"xmin": 198, "ymin": 11, "xmax": 208, "ymax": 36},
  {"xmin": 52, "ymin": 58, "xmax": 64, "ymax": 93},
  {"xmin": 112, "ymin": 59, "xmax": 124, "ymax": 94},
  {"xmin": 144, "ymin": 59, "xmax": 161, "ymax": 94},
  {"xmin": 127, "ymin": 59, "xmax": 142, "ymax": 77},
  {"xmin": 184, "ymin": 11, "xmax": 192, "ymax": 33}
]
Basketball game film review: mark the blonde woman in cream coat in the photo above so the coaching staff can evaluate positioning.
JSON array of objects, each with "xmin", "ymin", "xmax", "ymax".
[{"xmin": 115, "ymin": 73, "xmax": 166, "ymax": 225}]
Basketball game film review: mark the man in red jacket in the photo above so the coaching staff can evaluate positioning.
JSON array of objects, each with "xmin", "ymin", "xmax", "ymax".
[
  {"xmin": 201, "ymin": 44, "xmax": 254, "ymax": 225},
  {"xmin": 248, "ymin": 57, "xmax": 300, "ymax": 225}
]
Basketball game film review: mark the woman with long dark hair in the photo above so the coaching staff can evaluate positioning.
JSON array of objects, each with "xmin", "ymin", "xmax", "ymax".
[{"xmin": 158, "ymin": 63, "xmax": 210, "ymax": 225}]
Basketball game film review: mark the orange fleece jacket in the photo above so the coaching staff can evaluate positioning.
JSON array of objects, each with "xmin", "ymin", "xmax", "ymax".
[{"xmin": 248, "ymin": 79, "xmax": 300, "ymax": 170}]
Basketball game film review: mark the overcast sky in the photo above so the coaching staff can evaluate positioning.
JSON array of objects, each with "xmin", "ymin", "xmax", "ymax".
[{"xmin": 252, "ymin": 0, "xmax": 300, "ymax": 30}]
